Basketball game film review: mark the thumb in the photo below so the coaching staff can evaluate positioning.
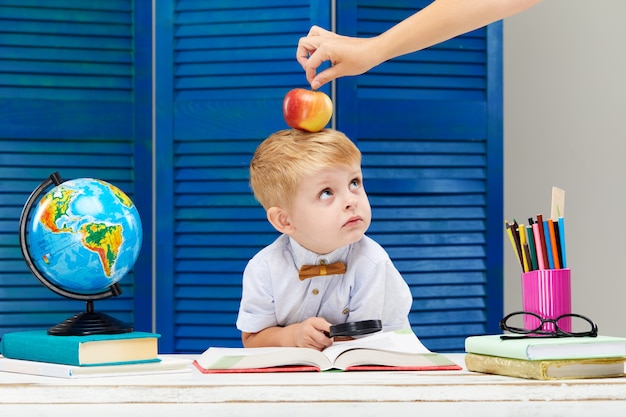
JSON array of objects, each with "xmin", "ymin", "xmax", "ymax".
[{"xmin": 311, "ymin": 65, "xmax": 341, "ymax": 90}]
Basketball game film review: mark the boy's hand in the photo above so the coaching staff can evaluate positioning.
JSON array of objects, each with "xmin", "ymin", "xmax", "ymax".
[{"xmin": 293, "ymin": 317, "xmax": 333, "ymax": 351}]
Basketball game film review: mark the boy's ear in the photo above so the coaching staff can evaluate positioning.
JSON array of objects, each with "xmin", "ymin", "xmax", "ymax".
[{"xmin": 266, "ymin": 206, "xmax": 294, "ymax": 234}]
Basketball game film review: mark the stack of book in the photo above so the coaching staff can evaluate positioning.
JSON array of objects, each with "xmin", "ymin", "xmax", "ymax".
[
  {"xmin": 464, "ymin": 334, "xmax": 626, "ymax": 380},
  {"xmin": 0, "ymin": 330, "xmax": 190, "ymax": 378}
]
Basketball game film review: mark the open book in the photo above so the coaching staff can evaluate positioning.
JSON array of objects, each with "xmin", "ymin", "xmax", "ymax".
[{"xmin": 193, "ymin": 329, "xmax": 461, "ymax": 373}]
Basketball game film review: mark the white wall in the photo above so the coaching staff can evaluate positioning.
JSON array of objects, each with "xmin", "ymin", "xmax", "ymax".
[{"xmin": 503, "ymin": 0, "xmax": 626, "ymax": 336}]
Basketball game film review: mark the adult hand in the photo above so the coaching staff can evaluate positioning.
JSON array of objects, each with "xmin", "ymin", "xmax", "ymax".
[
  {"xmin": 292, "ymin": 317, "xmax": 333, "ymax": 351},
  {"xmin": 296, "ymin": 26, "xmax": 381, "ymax": 90}
]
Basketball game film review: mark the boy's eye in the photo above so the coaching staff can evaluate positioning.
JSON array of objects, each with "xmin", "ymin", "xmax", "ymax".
[
  {"xmin": 320, "ymin": 189, "xmax": 333, "ymax": 200},
  {"xmin": 350, "ymin": 179, "xmax": 361, "ymax": 189}
]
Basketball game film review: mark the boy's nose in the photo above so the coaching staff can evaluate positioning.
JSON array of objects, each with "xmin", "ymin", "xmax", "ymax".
[{"xmin": 344, "ymin": 195, "xmax": 357, "ymax": 210}]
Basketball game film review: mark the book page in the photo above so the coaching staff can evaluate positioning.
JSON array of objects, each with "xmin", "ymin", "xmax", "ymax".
[
  {"xmin": 196, "ymin": 347, "xmax": 330, "ymax": 370},
  {"xmin": 322, "ymin": 330, "xmax": 430, "ymax": 364}
]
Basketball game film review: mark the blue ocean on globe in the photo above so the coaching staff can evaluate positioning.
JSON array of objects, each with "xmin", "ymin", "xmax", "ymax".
[{"xmin": 27, "ymin": 178, "xmax": 143, "ymax": 294}]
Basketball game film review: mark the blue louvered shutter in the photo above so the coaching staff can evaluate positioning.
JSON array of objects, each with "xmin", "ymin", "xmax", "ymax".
[
  {"xmin": 155, "ymin": 0, "xmax": 331, "ymax": 352},
  {"xmin": 337, "ymin": 0, "xmax": 503, "ymax": 351},
  {"xmin": 0, "ymin": 1, "xmax": 152, "ymax": 334}
]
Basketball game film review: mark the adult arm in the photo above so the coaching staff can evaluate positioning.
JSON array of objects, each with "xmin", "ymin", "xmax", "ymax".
[{"xmin": 297, "ymin": 0, "xmax": 543, "ymax": 89}]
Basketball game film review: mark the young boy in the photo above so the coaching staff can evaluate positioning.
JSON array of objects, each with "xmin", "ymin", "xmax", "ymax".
[{"xmin": 236, "ymin": 128, "xmax": 412, "ymax": 350}]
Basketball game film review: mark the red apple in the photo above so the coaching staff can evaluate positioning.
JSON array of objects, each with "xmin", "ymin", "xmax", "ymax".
[{"xmin": 283, "ymin": 88, "xmax": 333, "ymax": 132}]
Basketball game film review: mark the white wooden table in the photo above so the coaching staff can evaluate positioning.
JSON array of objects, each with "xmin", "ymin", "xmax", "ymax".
[{"xmin": 0, "ymin": 354, "xmax": 625, "ymax": 416}]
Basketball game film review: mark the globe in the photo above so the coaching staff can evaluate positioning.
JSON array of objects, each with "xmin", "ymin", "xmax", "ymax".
[
  {"xmin": 19, "ymin": 172, "xmax": 143, "ymax": 335},
  {"xmin": 26, "ymin": 178, "xmax": 142, "ymax": 294}
]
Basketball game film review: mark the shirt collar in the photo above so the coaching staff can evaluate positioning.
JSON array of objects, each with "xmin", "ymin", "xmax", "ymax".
[{"xmin": 288, "ymin": 236, "xmax": 350, "ymax": 269}]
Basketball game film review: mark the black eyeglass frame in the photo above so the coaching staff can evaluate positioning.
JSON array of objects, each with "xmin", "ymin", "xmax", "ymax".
[{"xmin": 499, "ymin": 311, "xmax": 598, "ymax": 340}]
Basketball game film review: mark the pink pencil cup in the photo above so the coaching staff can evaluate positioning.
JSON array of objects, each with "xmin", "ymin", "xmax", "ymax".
[{"xmin": 521, "ymin": 268, "xmax": 571, "ymax": 332}]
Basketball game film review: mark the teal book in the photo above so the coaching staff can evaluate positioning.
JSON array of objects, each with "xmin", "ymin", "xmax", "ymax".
[
  {"xmin": 465, "ymin": 334, "xmax": 626, "ymax": 361},
  {"xmin": 0, "ymin": 330, "xmax": 160, "ymax": 366}
]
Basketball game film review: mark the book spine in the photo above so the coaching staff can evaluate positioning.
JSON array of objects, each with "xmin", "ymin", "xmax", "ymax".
[{"xmin": 2, "ymin": 335, "xmax": 80, "ymax": 365}]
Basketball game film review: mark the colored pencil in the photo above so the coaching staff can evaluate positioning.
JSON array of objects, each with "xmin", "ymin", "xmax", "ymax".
[
  {"xmin": 532, "ymin": 222, "xmax": 545, "ymax": 270},
  {"xmin": 518, "ymin": 224, "xmax": 530, "ymax": 272},
  {"xmin": 526, "ymin": 225, "xmax": 538, "ymax": 271},
  {"xmin": 548, "ymin": 219, "xmax": 560, "ymax": 269},
  {"xmin": 536, "ymin": 214, "xmax": 550, "ymax": 269},
  {"xmin": 506, "ymin": 221, "xmax": 524, "ymax": 272},
  {"xmin": 558, "ymin": 217, "xmax": 567, "ymax": 268}
]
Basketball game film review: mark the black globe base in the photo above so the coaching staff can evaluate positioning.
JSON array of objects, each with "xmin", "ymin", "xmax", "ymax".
[{"xmin": 47, "ymin": 301, "xmax": 133, "ymax": 336}]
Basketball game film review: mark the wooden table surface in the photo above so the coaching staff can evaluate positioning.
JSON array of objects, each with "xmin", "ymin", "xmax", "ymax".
[{"xmin": 0, "ymin": 354, "xmax": 625, "ymax": 416}]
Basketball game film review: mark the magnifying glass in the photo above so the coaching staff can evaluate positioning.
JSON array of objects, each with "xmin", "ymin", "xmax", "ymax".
[{"xmin": 326, "ymin": 319, "xmax": 382, "ymax": 338}]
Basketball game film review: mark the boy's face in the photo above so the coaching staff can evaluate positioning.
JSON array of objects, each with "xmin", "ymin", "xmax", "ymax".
[{"xmin": 285, "ymin": 163, "xmax": 371, "ymax": 254}]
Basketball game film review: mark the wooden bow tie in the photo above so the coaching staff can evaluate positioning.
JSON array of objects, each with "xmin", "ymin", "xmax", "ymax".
[{"xmin": 298, "ymin": 261, "xmax": 346, "ymax": 280}]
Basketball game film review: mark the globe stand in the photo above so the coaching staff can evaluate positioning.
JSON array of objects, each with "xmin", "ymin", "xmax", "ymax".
[{"xmin": 48, "ymin": 299, "xmax": 133, "ymax": 336}]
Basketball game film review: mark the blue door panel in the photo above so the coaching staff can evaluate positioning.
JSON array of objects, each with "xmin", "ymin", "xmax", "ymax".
[{"xmin": 0, "ymin": 1, "xmax": 152, "ymax": 335}]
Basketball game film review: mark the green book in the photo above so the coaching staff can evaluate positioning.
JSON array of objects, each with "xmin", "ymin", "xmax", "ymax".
[
  {"xmin": 465, "ymin": 334, "xmax": 626, "ymax": 360},
  {"xmin": 0, "ymin": 330, "xmax": 160, "ymax": 366}
]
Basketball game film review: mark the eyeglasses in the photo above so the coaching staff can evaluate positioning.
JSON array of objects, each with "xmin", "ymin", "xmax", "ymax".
[{"xmin": 499, "ymin": 311, "xmax": 598, "ymax": 340}]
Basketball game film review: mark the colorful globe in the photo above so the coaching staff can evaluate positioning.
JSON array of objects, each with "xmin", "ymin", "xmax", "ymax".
[{"xmin": 25, "ymin": 178, "xmax": 142, "ymax": 295}]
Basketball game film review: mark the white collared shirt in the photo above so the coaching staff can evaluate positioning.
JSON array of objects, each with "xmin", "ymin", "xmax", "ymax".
[{"xmin": 236, "ymin": 234, "xmax": 412, "ymax": 333}]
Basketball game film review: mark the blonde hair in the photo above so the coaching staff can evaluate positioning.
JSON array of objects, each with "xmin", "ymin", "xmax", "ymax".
[{"xmin": 250, "ymin": 129, "xmax": 361, "ymax": 210}]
